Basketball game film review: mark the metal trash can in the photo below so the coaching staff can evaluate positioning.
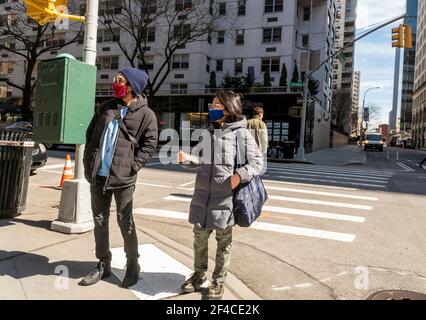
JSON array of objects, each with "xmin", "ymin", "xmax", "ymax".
[
  {"xmin": 282, "ymin": 141, "xmax": 295, "ymax": 159},
  {"xmin": 0, "ymin": 129, "xmax": 34, "ymax": 219}
]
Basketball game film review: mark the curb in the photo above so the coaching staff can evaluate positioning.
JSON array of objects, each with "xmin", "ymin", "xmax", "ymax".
[{"xmin": 138, "ymin": 226, "xmax": 262, "ymax": 301}]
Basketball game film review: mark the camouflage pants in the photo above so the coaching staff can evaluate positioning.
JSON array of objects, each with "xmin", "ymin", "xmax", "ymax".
[{"xmin": 193, "ymin": 225, "xmax": 233, "ymax": 283}]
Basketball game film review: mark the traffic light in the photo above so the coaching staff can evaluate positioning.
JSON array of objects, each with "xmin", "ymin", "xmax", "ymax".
[
  {"xmin": 404, "ymin": 25, "xmax": 413, "ymax": 49},
  {"xmin": 391, "ymin": 24, "xmax": 413, "ymax": 49},
  {"xmin": 392, "ymin": 25, "xmax": 404, "ymax": 48},
  {"xmin": 23, "ymin": 0, "xmax": 85, "ymax": 25}
]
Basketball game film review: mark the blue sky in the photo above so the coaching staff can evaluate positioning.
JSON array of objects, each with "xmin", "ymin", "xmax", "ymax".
[{"xmin": 354, "ymin": 0, "xmax": 406, "ymax": 127}]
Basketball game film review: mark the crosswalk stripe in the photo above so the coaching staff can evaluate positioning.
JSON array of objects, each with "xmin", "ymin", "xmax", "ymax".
[
  {"xmin": 134, "ymin": 208, "xmax": 356, "ymax": 243},
  {"xmin": 265, "ymin": 172, "xmax": 388, "ymax": 184},
  {"xmin": 163, "ymin": 196, "xmax": 366, "ymax": 223},
  {"xmin": 266, "ymin": 164, "xmax": 394, "ymax": 176},
  {"xmin": 264, "ymin": 185, "xmax": 379, "ymax": 201},
  {"xmin": 267, "ymin": 195, "xmax": 373, "ymax": 211},
  {"xmin": 263, "ymin": 180, "xmax": 359, "ymax": 191},
  {"xmin": 269, "ymin": 176, "xmax": 387, "ymax": 188},
  {"xmin": 263, "ymin": 206, "xmax": 365, "ymax": 222},
  {"xmin": 266, "ymin": 167, "xmax": 391, "ymax": 180}
]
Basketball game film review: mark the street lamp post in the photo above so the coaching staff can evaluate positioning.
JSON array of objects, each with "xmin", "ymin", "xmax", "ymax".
[
  {"xmin": 295, "ymin": 0, "xmax": 313, "ymax": 161},
  {"xmin": 361, "ymin": 86, "xmax": 380, "ymax": 137}
]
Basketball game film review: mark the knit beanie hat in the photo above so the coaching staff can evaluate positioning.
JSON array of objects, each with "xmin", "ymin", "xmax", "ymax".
[{"xmin": 119, "ymin": 68, "xmax": 149, "ymax": 96}]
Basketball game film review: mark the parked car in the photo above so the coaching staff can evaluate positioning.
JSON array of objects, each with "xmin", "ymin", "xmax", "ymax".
[
  {"xmin": 5, "ymin": 122, "xmax": 48, "ymax": 174},
  {"xmin": 364, "ymin": 133, "xmax": 384, "ymax": 151}
]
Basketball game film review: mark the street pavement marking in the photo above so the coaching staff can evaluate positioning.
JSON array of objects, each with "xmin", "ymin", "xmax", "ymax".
[
  {"xmin": 266, "ymin": 165, "xmax": 394, "ymax": 178},
  {"xmin": 266, "ymin": 167, "xmax": 390, "ymax": 181},
  {"xmin": 266, "ymin": 171, "xmax": 389, "ymax": 184},
  {"xmin": 39, "ymin": 163, "xmax": 74, "ymax": 170},
  {"xmin": 267, "ymin": 195, "xmax": 373, "ymax": 211},
  {"xmin": 263, "ymin": 206, "xmax": 365, "ymax": 223},
  {"xmin": 134, "ymin": 208, "xmax": 356, "ymax": 243},
  {"xmin": 270, "ymin": 175, "xmax": 387, "ymax": 188},
  {"xmin": 266, "ymin": 164, "xmax": 395, "ymax": 176},
  {"xmin": 110, "ymin": 244, "xmax": 193, "ymax": 300},
  {"xmin": 136, "ymin": 182, "xmax": 194, "ymax": 191},
  {"xmin": 263, "ymin": 179, "xmax": 359, "ymax": 191},
  {"xmin": 163, "ymin": 196, "xmax": 366, "ymax": 223},
  {"xmin": 264, "ymin": 185, "xmax": 379, "ymax": 201},
  {"xmin": 396, "ymin": 161, "xmax": 416, "ymax": 172},
  {"xmin": 179, "ymin": 180, "xmax": 195, "ymax": 187},
  {"xmin": 38, "ymin": 169, "xmax": 63, "ymax": 174}
]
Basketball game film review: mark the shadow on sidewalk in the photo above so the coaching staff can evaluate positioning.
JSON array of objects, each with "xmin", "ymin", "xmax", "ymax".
[{"xmin": 0, "ymin": 250, "xmax": 118, "ymax": 286}]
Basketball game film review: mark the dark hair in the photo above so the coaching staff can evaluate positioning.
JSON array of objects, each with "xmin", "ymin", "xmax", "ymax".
[
  {"xmin": 253, "ymin": 107, "xmax": 264, "ymax": 116},
  {"xmin": 216, "ymin": 90, "xmax": 244, "ymax": 123}
]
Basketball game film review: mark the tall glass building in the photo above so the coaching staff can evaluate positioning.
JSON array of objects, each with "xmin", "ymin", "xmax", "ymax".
[{"xmin": 400, "ymin": 0, "xmax": 418, "ymax": 135}]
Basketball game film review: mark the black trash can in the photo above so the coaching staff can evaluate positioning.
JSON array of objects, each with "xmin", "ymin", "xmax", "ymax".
[
  {"xmin": 0, "ymin": 129, "xmax": 34, "ymax": 219},
  {"xmin": 282, "ymin": 141, "xmax": 296, "ymax": 159}
]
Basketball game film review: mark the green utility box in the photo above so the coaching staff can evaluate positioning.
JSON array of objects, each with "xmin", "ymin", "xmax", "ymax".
[{"xmin": 34, "ymin": 54, "xmax": 97, "ymax": 144}]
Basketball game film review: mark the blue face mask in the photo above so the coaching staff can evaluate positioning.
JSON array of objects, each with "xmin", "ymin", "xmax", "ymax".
[{"xmin": 209, "ymin": 109, "xmax": 225, "ymax": 122}]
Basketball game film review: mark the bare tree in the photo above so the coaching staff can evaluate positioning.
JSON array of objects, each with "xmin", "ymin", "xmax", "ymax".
[
  {"xmin": 332, "ymin": 88, "xmax": 352, "ymax": 133},
  {"xmin": 0, "ymin": 0, "xmax": 83, "ymax": 121},
  {"xmin": 101, "ymin": 0, "xmax": 230, "ymax": 102}
]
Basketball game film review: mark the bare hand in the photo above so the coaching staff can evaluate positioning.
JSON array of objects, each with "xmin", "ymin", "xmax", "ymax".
[
  {"xmin": 177, "ymin": 150, "xmax": 187, "ymax": 164},
  {"xmin": 231, "ymin": 174, "xmax": 241, "ymax": 190}
]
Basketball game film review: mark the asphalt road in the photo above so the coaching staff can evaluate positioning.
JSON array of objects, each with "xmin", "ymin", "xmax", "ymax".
[{"xmin": 31, "ymin": 146, "xmax": 426, "ymax": 300}]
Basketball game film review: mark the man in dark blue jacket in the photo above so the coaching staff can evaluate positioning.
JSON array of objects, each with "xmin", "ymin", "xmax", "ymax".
[{"xmin": 80, "ymin": 68, "xmax": 158, "ymax": 288}]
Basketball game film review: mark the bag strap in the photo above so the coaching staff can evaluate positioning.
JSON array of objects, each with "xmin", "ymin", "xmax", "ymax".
[
  {"xmin": 234, "ymin": 129, "xmax": 246, "ymax": 172},
  {"xmin": 114, "ymin": 109, "xmax": 139, "ymax": 149}
]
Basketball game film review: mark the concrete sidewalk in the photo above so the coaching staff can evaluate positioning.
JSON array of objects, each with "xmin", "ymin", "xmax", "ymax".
[
  {"xmin": 305, "ymin": 145, "xmax": 367, "ymax": 166},
  {"xmin": 0, "ymin": 184, "xmax": 259, "ymax": 300}
]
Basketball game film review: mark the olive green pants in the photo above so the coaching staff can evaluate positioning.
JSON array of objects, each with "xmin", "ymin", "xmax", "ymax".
[{"xmin": 193, "ymin": 225, "xmax": 233, "ymax": 283}]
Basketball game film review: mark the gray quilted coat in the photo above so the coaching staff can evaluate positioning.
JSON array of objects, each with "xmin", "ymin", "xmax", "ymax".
[{"xmin": 183, "ymin": 117, "xmax": 264, "ymax": 230}]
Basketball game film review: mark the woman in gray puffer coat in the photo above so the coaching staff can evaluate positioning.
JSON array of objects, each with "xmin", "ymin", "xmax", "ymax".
[{"xmin": 177, "ymin": 91, "xmax": 264, "ymax": 300}]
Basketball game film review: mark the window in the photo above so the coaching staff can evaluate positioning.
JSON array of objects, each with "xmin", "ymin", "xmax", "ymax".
[
  {"xmin": 171, "ymin": 84, "xmax": 188, "ymax": 94},
  {"xmin": 209, "ymin": 0, "xmax": 214, "ymax": 15},
  {"xmin": 172, "ymin": 54, "xmax": 189, "ymax": 69},
  {"xmin": 261, "ymin": 57, "xmax": 280, "ymax": 73},
  {"xmin": 99, "ymin": 1, "xmax": 122, "ymax": 15},
  {"xmin": 238, "ymin": 0, "xmax": 246, "ymax": 16},
  {"xmin": 0, "ymin": 61, "xmax": 13, "ymax": 74},
  {"xmin": 96, "ymin": 56, "xmax": 119, "ymax": 70},
  {"xmin": 235, "ymin": 59, "xmax": 243, "ymax": 74},
  {"xmin": 206, "ymin": 56, "xmax": 211, "ymax": 73},
  {"xmin": 97, "ymin": 28, "xmax": 120, "ymax": 43},
  {"xmin": 144, "ymin": 27, "xmax": 156, "ymax": 42},
  {"xmin": 174, "ymin": 24, "xmax": 191, "ymax": 39},
  {"xmin": 138, "ymin": 56, "xmax": 154, "ymax": 70},
  {"xmin": 302, "ymin": 34, "xmax": 309, "ymax": 47},
  {"xmin": 303, "ymin": 7, "xmax": 310, "ymax": 21},
  {"xmin": 45, "ymin": 33, "xmax": 66, "ymax": 47},
  {"xmin": 218, "ymin": 3, "xmax": 226, "ymax": 15},
  {"xmin": 145, "ymin": 0, "xmax": 157, "ymax": 14},
  {"xmin": 263, "ymin": 27, "xmax": 282, "ymax": 43},
  {"xmin": 96, "ymin": 83, "xmax": 113, "ymax": 96},
  {"xmin": 175, "ymin": 0, "xmax": 192, "ymax": 11},
  {"xmin": 217, "ymin": 31, "xmax": 225, "ymax": 44},
  {"xmin": 236, "ymin": 30, "xmax": 244, "ymax": 45},
  {"xmin": 216, "ymin": 59, "xmax": 223, "ymax": 72},
  {"xmin": 265, "ymin": 0, "xmax": 283, "ymax": 13}
]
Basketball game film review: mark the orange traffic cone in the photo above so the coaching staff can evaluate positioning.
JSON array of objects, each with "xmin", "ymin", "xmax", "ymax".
[{"xmin": 59, "ymin": 153, "xmax": 74, "ymax": 188}]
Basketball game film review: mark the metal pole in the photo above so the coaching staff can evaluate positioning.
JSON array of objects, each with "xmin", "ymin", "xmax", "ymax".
[
  {"xmin": 74, "ymin": 0, "xmax": 99, "ymax": 179},
  {"xmin": 361, "ymin": 87, "xmax": 380, "ymax": 137},
  {"xmin": 295, "ymin": 0, "xmax": 313, "ymax": 161}
]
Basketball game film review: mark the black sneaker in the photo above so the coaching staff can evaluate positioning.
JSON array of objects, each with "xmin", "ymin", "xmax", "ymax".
[
  {"xmin": 207, "ymin": 281, "xmax": 224, "ymax": 300},
  {"xmin": 121, "ymin": 259, "xmax": 141, "ymax": 288},
  {"xmin": 181, "ymin": 272, "xmax": 207, "ymax": 293},
  {"xmin": 79, "ymin": 260, "xmax": 111, "ymax": 286}
]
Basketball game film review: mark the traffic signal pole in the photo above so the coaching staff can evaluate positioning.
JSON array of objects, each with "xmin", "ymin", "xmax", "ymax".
[
  {"xmin": 294, "ymin": 13, "xmax": 406, "ymax": 160},
  {"xmin": 51, "ymin": 0, "xmax": 99, "ymax": 234},
  {"xmin": 75, "ymin": 0, "xmax": 99, "ymax": 180}
]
